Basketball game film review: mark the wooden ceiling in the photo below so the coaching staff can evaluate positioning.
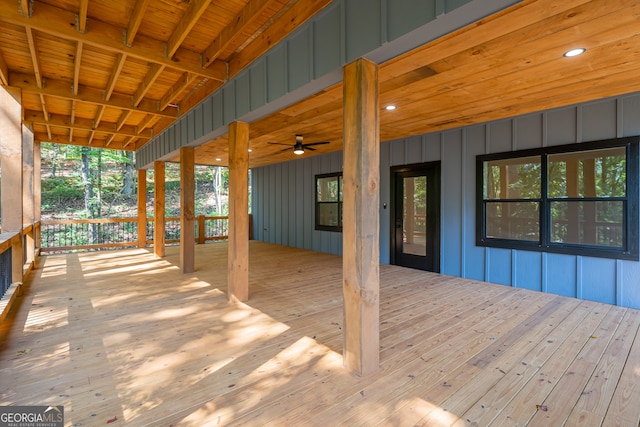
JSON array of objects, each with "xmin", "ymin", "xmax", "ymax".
[
  {"xmin": 0, "ymin": 0, "xmax": 330, "ymax": 151},
  {"xmin": 2, "ymin": 1, "xmax": 640, "ymax": 169}
]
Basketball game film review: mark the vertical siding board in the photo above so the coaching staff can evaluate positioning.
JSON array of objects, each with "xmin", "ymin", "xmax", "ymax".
[
  {"xmin": 235, "ymin": 71, "xmax": 251, "ymax": 118},
  {"xmin": 441, "ymin": 129, "xmax": 462, "ymax": 276},
  {"xmin": 515, "ymin": 251, "xmax": 542, "ymax": 291},
  {"xmin": 547, "ymin": 254, "xmax": 577, "ymax": 298},
  {"xmin": 445, "ymin": 0, "xmax": 472, "ymax": 13},
  {"xmin": 389, "ymin": 139, "xmax": 406, "ymax": 167},
  {"xmin": 223, "ymin": 84, "xmax": 236, "ymax": 125},
  {"xmin": 547, "ymin": 106, "xmax": 577, "ymax": 146},
  {"xmin": 405, "ymin": 135, "xmax": 423, "ymax": 164},
  {"xmin": 212, "ymin": 93, "xmax": 223, "ymax": 131},
  {"xmin": 288, "ymin": 162, "xmax": 297, "ymax": 246},
  {"xmin": 275, "ymin": 163, "xmax": 283, "ymax": 245},
  {"xmin": 313, "ymin": 3, "xmax": 342, "ymax": 78},
  {"xmin": 250, "ymin": 58, "xmax": 267, "ymax": 111},
  {"xmin": 195, "ymin": 101, "xmax": 206, "ymax": 139},
  {"xmin": 488, "ymin": 248, "xmax": 512, "ymax": 286},
  {"xmin": 620, "ymin": 261, "xmax": 640, "ymax": 309},
  {"xmin": 288, "ymin": 28, "xmax": 312, "ymax": 92},
  {"xmin": 345, "ymin": 0, "xmax": 382, "ymax": 62},
  {"xmin": 581, "ymin": 99, "xmax": 617, "ymax": 141},
  {"xmin": 464, "ymin": 124, "xmax": 486, "ymax": 281},
  {"xmin": 380, "ymin": 141, "xmax": 391, "ymax": 263},
  {"xmin": 582, "ymin": 258, "xmax": 617, "ymax": 305},
  {"xmin": 296, "ymin": 160, "xmax": 305, "ymax": 248},
  {"xmin": 515, "ymin": 113, "xmax": 543, "ymax": 150},
  {"xmin": 267, "ymin": 46, "xmax": 287, "ymax": 102},
  {"xmin": 425, "ymin": 133, "xmax": 442, "ymax": 161},
  {"xmin": 303, "ymin": 157, "xmax": 313, "ymax": 249},
  {"xmin": 387, "ymin": 0, "xmax": 436, "ymax": 41},
  {"xmin": 487, "ymin": 120, "xmax": 512, "ymax": 153}
]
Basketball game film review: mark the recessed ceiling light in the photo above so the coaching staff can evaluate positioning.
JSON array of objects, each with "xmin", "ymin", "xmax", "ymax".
[
  {"xmin": 385, "ymin": 105, "xmax": 397, "ymax": 111},
  {"xmin": 564, "ymin": 48, "xmax": 586, "ymax": 57},
  {"xmin": 248, "ymin": 148, "xmax": 252, "ymax": 152},
  {"xmin": 215, "ymin": 158, "xmax": 221, "ymax": 161}
]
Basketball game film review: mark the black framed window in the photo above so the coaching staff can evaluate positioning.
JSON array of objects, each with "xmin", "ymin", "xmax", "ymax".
[
  {"xmin": 315, "ymin": 172, "xmax": 342, "ymax": 231},
  {"xmin": 476, "ymin": 136, "xmax": 639, "ymax": 260}
]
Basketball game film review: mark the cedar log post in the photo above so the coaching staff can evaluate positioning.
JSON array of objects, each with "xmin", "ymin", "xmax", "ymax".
[
  {"xmin": 228, "ymin": 121, "xmax": 250, "ymax": 303},
  {"xmin": 137, "ymin": 169, "xmax": 147, "ymax": 248},
  {"xmin": 342, "ymin": 57, "xmax": 380, "ymax": 376},
  {"xmin": 180, "ymin": 147, "xmax": 195, "ymax": 273},
  {"xmin": 154, "ymin": 161, "xmax": 166, "ymax": 257}
]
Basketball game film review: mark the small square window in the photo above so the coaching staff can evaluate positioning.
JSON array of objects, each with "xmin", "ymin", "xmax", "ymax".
[{"xmin": 316, "ymin": 173, "xmax": 342, "ymax": 231}]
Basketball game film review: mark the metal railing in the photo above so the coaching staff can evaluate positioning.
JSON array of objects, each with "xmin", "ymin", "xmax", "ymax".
[{"xmin": 40, "ymin": 215, "xmax": 231, "ymax": 253}]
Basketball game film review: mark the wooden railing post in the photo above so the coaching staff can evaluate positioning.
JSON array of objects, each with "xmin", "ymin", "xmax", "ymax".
[{"xmin": 197, "ymin": 215, "xmax": 205, "ymax": 244}]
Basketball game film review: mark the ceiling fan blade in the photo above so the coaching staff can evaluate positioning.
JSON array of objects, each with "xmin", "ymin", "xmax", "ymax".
[
  {"xmin": 306, "ymin": 146, "xmax": 316, "ymax": 151},
  {"xmin": 268, "ymin": 142, "xmax": 291, "ymax": 146},
  {"xmin": 303, "ymin": 141, "xmax": 330, "ymax": 147}
]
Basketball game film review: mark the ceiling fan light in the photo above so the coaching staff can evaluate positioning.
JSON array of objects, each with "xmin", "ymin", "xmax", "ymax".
[{"xmin": 293, "ymin": 148, "xmax": 304, "ymax": 155}]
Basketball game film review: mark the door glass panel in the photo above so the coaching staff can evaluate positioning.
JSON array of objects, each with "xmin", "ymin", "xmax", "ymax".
[{"xmin": 403, "ymin": 176, "xmax": 427, "ymax": 256}]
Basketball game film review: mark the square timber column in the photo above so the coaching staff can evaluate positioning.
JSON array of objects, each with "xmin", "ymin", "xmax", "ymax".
[
  {"xmin": 137, "ymin": 169, "xmax": 147, "ymax": 248},
  {"xmin": 180, "ymin": 147, "xmax": 195, "ymax": 273},
  {"xmin": 34, "ymin": 141, "xmax": 42, "ymax": 249},
  {"xmin": 23, "ymin": 126, "xmax": 35, "ymax": 265},
  {"xmin": 228, "ymin": 121, "xmax": 249, "ymax": 303},
  {"xmin": 342, "ymin": 57, "xmax": 380, "ymax": 376},
  {"xmin": 154, "ymin": 161, "xmax": 166, "ymax": 257},
  {"xmin": 0, "ymin": 86, "xmax": 24, "ymax": 284}
]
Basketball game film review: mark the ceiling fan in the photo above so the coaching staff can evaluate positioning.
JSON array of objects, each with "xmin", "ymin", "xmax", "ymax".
[{"xmin": 268, "ymin": 134, "xmax": 330, "ymax": 155}]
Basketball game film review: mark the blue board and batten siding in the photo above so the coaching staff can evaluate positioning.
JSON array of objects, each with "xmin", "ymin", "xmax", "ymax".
[
  {"xmin": 136, "ymin": 0, "xmax": 520, "ymax": 168},
  {"xmin": 252, "ymin": 93, "xmax": 640, "ymax": 309}
]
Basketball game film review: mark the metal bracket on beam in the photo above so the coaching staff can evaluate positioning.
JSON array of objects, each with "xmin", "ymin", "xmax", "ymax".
[
  {"xmin": 18, "ymin": 0, "xmax": 33, "ymax": 18},
  {"xmin": 123, "ymin": 30, "xmax": 131, "ymax": 48},
  {"xmin": 75, "ymin": 14, "xmax": 87, "ymax": 34}
]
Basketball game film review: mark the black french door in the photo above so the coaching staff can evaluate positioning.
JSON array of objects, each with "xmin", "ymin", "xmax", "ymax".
[{"xmin": 391, "ymin": 162, "xmax": 441, "ymax": 272}]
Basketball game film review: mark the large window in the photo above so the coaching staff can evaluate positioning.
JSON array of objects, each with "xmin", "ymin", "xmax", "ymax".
[
  {"xmin": 477, "ymin": 137, "xmax": 639, "ymax": 260},
  {"xmin": 316, "ymin": 172, "xmax": 342, "ymax": 231}
]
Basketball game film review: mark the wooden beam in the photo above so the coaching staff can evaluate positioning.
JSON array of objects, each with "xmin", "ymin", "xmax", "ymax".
[
  {"xmin": 133, "ymin": 64, "xmax": 165, "ymax": 107},
  {"xmin": 229, "ymin": 0, "xmax": 332, "ymax": 75},
  {"xmin": 137, "ymin": 169, "xmax": 147, "ymax": 248},
  {"xmin": 227, "ymin": 121, "xmax": 250, "ymax": 303},
  {"xmin": 25, "ymin": 27, "xmax": 43, "ymax": 88},
  {"xmin": 0, "ymin": 86, "xmax": 24, "ymax": 283},
  {"xmin": 167, "ymin": 0, "xmax": 212, "ymax": 58},
  {"xmin": 0, "ymin": 1, "xmax": 227, "ymax": 82},
  {"xmin": 202, "ymin": 0, "xmax": 271, "ymax": 68},
  {"xmin": 116, "ymin": 110, "xmax": 133, "ymax": 132},
  {"xmin": 126, "ymin": 0, "xmax": 151, "ymax": 47},
  {"xmin": 39, "ymin": 93, "xmax": 48, "ymax": 121},
  {"xmin": 77, "ymin": 0, "xmax": 88, "ymax": 33},
  {"xmin": 94, "ymin": 105, "xmax": 106, "ymax": 128},
  {"xmin": 18, "ymin": 0, "xmax": 31, "ymax": 17},
  {"xmin": 0, "ymin": 51, "xmax": 8, "ymax": 86},
  {"xmin": 136, "ymin": 113, "xmax": 155, "ymax": 134},
  {"xmin": 73, "ymin": 41, "xmax": 83, "ymax": 96},
  {"xmin": 342, "ymin": 58, "xmax": 380, "ymax": 376},
  {"xmin": 180, "ymin": 147, "xmax": 195, "ymax": 273},
  {"xmin": 160, "ymin": 72, "xmax": 197, "ymax": 111},
  {"xmin": 25, "ymin": 110, "xmax": 153, "ymax": 139},
  {"xmin": 153, "ymin": 161, "xmax": 166, "ymax": 257},
  {"xmin": 104, "ymin": 53, "xmax": 127, "ymax": 101},
  {"xmin": 10, "ymin": 73, "xmax": 177, "ymax": 118}
]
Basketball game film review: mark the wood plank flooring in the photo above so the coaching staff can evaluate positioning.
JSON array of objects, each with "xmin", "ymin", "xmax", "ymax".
[{"xmin": 1, "ymin": 241, "xmax": 639, "ymax": 426}]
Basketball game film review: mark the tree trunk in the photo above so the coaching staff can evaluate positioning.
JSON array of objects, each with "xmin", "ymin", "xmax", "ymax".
[
  {"xmin": 81, "ymin": 146, "xmax": 93, "ymax": 215},
  {"xmin": 123, "ymin": 150, "xmax": 134, "ymax": 197},
  {"xmin": 49, "ymin": 144, "xmax": 59, "ymax": 178},
  {"xmin": 213, "ymin": 166, "xmax": 222, "ymax": 215}
]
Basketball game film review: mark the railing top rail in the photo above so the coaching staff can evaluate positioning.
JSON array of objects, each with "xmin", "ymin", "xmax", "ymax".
[{"xmin": 0, "ymin": 232, "xmax": 21, "ymax": 254}]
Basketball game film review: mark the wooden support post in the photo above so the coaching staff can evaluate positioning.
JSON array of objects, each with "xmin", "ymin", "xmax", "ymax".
[
  {"xmin": 180, "ymin": 147, "xmax": 195, "ymax": 273},
  {"xmin": 228, "ymin": 121, "xmax": 249, "ymax": 303},
  {"xmin": 23, "ymin": 126, "xmax": 35, "ymax": 265},
  {"xmin": 34, "ymin": 141, "xmax": 41, "ymax": 249},
  {"xmin": 0, "ymin": 86, "xmax": 24, "ymax": 284},
  {"xmin": 154, "ymin": 161, "xmax": 166, "ymax": 257},
  {"xmin": 137, "ymin": 169, "xmax": 147, "ymax": 248},
  {"xmin": 342, "ymin": 58, "xmax": 380, "ymax": 376}
]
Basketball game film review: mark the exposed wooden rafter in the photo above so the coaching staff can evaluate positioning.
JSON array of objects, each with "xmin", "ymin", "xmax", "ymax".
[
  {"xmin": 133, "ymin": 63, "xmax": 165, "ymax": 107},
  {"xmin": 9, "ymin": 73, "xmax": 176, "ymax": 118},
  {"xmin": 24, "ymin": 27, "xmax": 43, "ymax": 88},
  {"xmin": 77, "ymin": 0, "xmax": 88, "ymax": 33},
  {"xmin": 73, "ymin": 42, "xmax": 83, "ymax": 96},
  {"xmin": 167, "ymin": 0, "xmax": 212, "ymax": 58},
  {"xmin": 0, "ymin": 1, "xmax": 227, "ymax": 82},
  {"xmin": 104, "ymin": 53, "xmax": 127, "ymax": 102},
  {"xmin": 202, "ymin": 0, "xmax": 272, "ymax": 68},
  {"xmin": 34, "ymin": 132, "xmax": 140, "ymax": 151},
  {"xmin": 116, "ymin": 110, "xmax": 133, "ymax": 132},
  {"xmin": 160, "ymin": 72, "xmax": 197, "ymax": 111},
  {"xmin": 26, "ymin": 110, "xmax": 153, "ymax": 140},
  {"xmin": 125, "ymin": 0, "xmax": 151, "ymax": 47}
]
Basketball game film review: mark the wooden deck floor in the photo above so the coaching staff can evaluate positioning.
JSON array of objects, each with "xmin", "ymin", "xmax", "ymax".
[{"xmin": 1, "ymin": 241, "xmax": 639, "ymax": 426}]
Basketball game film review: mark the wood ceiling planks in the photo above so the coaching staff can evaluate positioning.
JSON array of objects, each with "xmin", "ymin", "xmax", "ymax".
[{"xmin": 0, "ymin": 0, "xmax": 325, "ymax": 152}]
